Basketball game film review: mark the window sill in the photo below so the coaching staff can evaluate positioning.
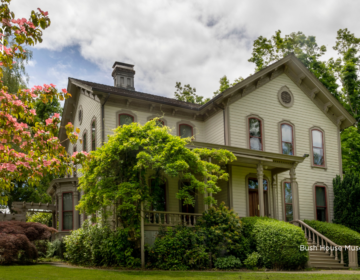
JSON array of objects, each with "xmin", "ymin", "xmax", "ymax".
[{"xmin": 311, "ymin": 165, "xmax": 327, "ymax": 170}]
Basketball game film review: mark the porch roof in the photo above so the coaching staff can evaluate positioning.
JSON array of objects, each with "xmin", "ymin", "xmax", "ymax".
[{"xmin": 189, "ymin": 141, "xmax": 306, "ymax": 175}]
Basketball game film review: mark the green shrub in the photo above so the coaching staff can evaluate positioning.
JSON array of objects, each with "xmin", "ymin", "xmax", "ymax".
[
  {"xmin": 26, "ymin": 212, "xmax": 52, "ymax": 227},
  {"xmin": 244, "ymin": 252, "xmax": 260, "ymax": 269},
  {"xmin": 46, "ymin": 239, "xmax": 63, "ymax": 258},
  {"xmin": 333, "ymin": 173, "xmax": 360, "ymax": 233},
  {"xmin": 241, "ymin": 217, "xmax": 272, "ymax": 252},
  {"xmin": 254, "ymin": 219, "xmax": 308, "ymax": 269},
  {"xmin": 214, "ymin": 255, "xmax": 242, "ymax": 269},
  {"xmin": 197, "ymin": 203, "xmax": 245, "ymax": 258},
  {"xmin": 148, "ymin": 226, "xmax": 209, "ymax": 270},
  {"xmin": 64, "ymin": 220, "xmax": 139, "ymax": 267},
  {"xmin": 304, "ymin": 220, "xmax": 360, "ymax": 266}
]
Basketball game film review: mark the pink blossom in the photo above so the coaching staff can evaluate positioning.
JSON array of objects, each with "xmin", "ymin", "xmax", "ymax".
[{"xmin": 54, "ymin": 113, "xmax": 60, "ymax": 119}]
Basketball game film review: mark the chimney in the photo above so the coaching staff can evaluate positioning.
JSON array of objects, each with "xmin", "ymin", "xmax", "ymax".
[{"xmin": 112, "ymin": 61, "xmax": 135, "ymax": 91}]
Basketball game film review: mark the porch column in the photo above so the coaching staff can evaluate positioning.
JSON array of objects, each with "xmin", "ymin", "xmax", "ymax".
[
  {"xmin": 73, "ymin": 191, "xmax": 79, "ymax": 230},
  {"xmin": 290, "ymin": 164, "xmax": 300, "ymax": 221},
  {"xmin": 272, "ymin": 174, "xmax": 277, "ymax": 219},
  {"xmin": 257, "ymin": 162, "xmax": 265, "ymax": 217}
]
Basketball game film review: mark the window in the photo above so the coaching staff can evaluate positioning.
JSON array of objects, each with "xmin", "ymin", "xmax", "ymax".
[
  {"xmin": 179, "ymin": 124, "xmax": 193, "ymax": 138},
  {"xmin": 127, "ymin": 78, "xmax": 131, "ymax": 86},
  {"xmin": 281, "ymin": 124, "xmax": 294, "ymax": 155},
  {"xmin": 91, "ymin": 120, "xmax": 96, "ymax": 151},
  {"xmin": 284, "ymin": 182, "xmax": 293, "ymax": 221},
  {"xmin": 120, "ymin": 77, "xmax": 124, "ymax": 86},
  {"xmin": 151, "ymin": 179, "xmax": 166, "ymax": 211},
  {"xmin": 315, "ymin": 186, "xmax": 327, "ymax": 221},
  {"xmin": 150, "ymin": 118, "xmax": 165, "ymax": 127},
  {"xmin": 62, "ymin": 192, "xmax": 73, "ymax": 230},
  {"xmin": 249, "ymin": 118, "xmax": 262, "ymax": 150},
  {"xmin": 312, "ymin": 129, "xmax": 324, "ymax": 166},
  {"xmin": 82, "ymin": 132, "xmax": 87, "ymax": 152},
  {"xmin": 119, "ymin": 114, "xmax": 134, "ymax": 126},
  {"xmin": 248, "ymin": 178, "xmax": 268, "ymax": 217}
]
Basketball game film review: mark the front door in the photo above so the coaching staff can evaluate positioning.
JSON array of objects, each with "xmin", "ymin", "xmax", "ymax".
[{"xmin": 248, "ymin": 178, "xmax": 268, "ymax": 217}]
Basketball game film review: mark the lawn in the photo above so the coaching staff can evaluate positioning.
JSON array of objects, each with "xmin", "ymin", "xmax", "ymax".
[
  {"xmin": 0, "ymin": 265, "xmax": 360, "ymax": 280},
  {"xmin": 0, "ymin": 264, "xmax": 360, "ymax": 280}
]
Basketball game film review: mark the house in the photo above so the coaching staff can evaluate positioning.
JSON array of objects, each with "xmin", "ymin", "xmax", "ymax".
[{"xmin": 47, "ymin": 54, "xmax": 355, "ymax": 247}]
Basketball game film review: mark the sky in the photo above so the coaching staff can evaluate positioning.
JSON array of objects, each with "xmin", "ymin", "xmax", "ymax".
[{"xmin": 9, "ymin": 0, "xmax": 360, "ymax": 100}]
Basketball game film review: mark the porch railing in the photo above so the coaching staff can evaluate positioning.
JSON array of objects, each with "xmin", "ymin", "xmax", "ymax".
[
  {"xmin": 290, "ymin": 219, "xmax": 358, "ymax": 268},
  {"xmin": 143, "ymin": 210, "xmax": 202, "ymax": 227}
]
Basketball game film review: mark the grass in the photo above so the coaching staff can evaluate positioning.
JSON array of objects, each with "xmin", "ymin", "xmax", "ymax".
[{"xmin": 0, "ymin": 265, "xmax": 360, "ymax": 280}]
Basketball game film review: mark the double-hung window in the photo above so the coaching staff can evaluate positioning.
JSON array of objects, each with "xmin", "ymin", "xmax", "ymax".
[
  {"xmin": 249, "ymin": 118, "xmax": 262, "ymax": 150},
  {"xmin": 311, "ymin": 129, "xmax": 325, "ymax": 166},
  {"xmin": 284, "ymin": 182, "xmax": 293, "ymax": 221},
  {"xmin": 62, "ymin": 192, "xmax": 73, "ymax": 230},
  {"xmin": 281, "ymin": 124, "xmax": 294, "ymax": 155}
]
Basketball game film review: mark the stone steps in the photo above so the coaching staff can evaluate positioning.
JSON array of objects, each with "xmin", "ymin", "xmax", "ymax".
[{"xmin": 306, "ymin": 244, "xmax": 347, "ymax": 269}]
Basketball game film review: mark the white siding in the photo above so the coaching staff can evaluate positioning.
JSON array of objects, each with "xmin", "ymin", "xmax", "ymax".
[
  {"xmin": 204, "ymin": 111, "xmax": 225, "ymax": 145},
  {"xmin": 229, "ymin": 74, "xmax": 340, "ymax": 221}
]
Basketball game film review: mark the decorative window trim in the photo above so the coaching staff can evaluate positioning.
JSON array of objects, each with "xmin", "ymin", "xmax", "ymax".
[
  {"xmin": 176, "ymin": 120, "xmax": 196, "ymax": 139},
  {"xmin": 309, "ymin": 126, "xmax": 327, "ymax": 169},
  {"xmin": 245, "ymin": 173, "xmax": 270, "ymax": 217},
  {"xmin": 62, "ymin": 191, "xmax": 74, "ymax": 231},
  {"xmin": 246, "ymin": 114, "xmax": 265, "ymax": 151},
  {"xmin": 278, "ymin": 85, "xmax": 294, "ymax": 108},
  {"xmin": 147, "ymin": 115, "xmax": 167, "ymax": 126},
  {"xmin": 281, "ymin": 179, "xmax": 293, "ymax": 222},
  {"xmin": 82, "ymin": 129, "xmax": 88, "ymax": 152},
  {"xmin": 312, "ymin": 182, "xmax": 329, "ymax": 222},
  {"xmin": 115, "ymin": 110, "xmax": 137, "ymax": 127},
  {"xmin": 90, "ymin": 116, "xmax": 96, "ymax": 151},
  {"xmin": 278, "ymin": 120, "xmax": 296, "ymax": 156},
  {"xmin": 78, "ymin": 105, "xmax": 83, "ymax": 125}
]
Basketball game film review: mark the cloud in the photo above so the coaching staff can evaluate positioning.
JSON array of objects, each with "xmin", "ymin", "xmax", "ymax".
[
  {"xmin": 9, "ymin": 0, "xmax": 360, "ymax": 99},
  {"xmin": 27, "ymin": 60, "xmax": 36, "ymax": 67}
]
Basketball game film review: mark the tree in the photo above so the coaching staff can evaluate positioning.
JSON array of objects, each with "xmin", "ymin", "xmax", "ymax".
[
  {"xmin": 0, "ymin": 0, "xmax": 88, "ymax": 205},
  {"xmin": 333, "ymin": 173, "xmax": 360, "ymax": 232},
  {"xmin": 77, "ymin": 119, "xmax": 236, "ymax": 240},
  {"xmin": 174, "ymin": 82, "xmax": 210, "ymax": 105},
  {"xmin": 213, "ymin": 76, "xmax": 244, "ymax": 96},
  {"xmin": 248, "ymin": 29, "xmax": 360, "ymax": 173}
]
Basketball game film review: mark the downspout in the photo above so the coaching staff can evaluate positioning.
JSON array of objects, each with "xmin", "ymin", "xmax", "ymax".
[{"xmin": 101, "ymin": 93, "xmax": 111, "ymax": 145}]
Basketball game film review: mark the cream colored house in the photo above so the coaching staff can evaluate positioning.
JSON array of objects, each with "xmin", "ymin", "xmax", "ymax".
[{"xmin": 47, "ymin": 54, "xmax": 355, "ymax": 245}]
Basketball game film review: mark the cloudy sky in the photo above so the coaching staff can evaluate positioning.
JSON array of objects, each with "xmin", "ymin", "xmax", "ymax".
[{"xmin": 10, "ymin": 0, "xmax": 360, "ymax": 100}]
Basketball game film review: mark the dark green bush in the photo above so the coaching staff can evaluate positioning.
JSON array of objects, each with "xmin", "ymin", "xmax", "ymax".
[
  {"xmin": 64, "ymin": 220, "xmax": 139, "ymax": 267},
  {"xmin": 214, "ymin": 255, "xmax": 242, "ymax": 269},
  {"xmin": 254, "ymin": 219, "xmax": 308, "ymax": 269},
  {"xmin": 241, "ymin": 217, "xmax": 272, "ymax": 253},
  {"xmin": 197, "ymin": 202, "xmax": 245, "ymax": 259},
  {"xmin": 333, "ymin": 173, "xmax": 360, "ymax": 233},
  {"xmin": 147, "ymin": 226, "xmax": 209, "ymax": 270},
  {"xmin": 304, "ymin": 220, "xmax": 360, "ymax": 266}
]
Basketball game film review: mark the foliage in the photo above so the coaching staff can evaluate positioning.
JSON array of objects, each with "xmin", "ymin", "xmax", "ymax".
[
  {"xmin": 240, "ymin": 217, "xmax": 308, "ymax": 269},
  {"xmin": 77, "ymin": 119, "xmax": 236, "ymax": 241},
  {"xmin": 304, "ymin": 220, "xmax": 360, "ymax": 246},
  {"xmin": 174, "ymin": 82, "xmax": 210, "ymax": 105},
  {"xmin": 196, "ymin": 202, "xmax": 244, "ymax": 258},
  {"xmin": 0, "ymin": 220, "xmax": 57, "ymax": 264},
  {"xmin": 243, "ymin": 252, "xmax": 261, "ymax": 269},
  {"xmin": 63, "ymin": 220, "xmax": 140, "ymax": 267},
  {"xmin": 0, "ymin": 0, "xmax": 89, "ymax": 205},
  {"xmin": 148, "ymin": 226, "xmax": 209, "ymax": 270},
  {"xmin": 213, "ymin": 76, "xmax": 244, "ymax": 96},
  {"xmin": 214, "ymin": 255, "xmax": 242, "ymax": 269},
  {"xmin": 333, "ymin": 173, "xmax": 360, "ymax": 232},
  {"xmin": 46, "ymin": 239, "xmax": 63, "ymax": 258},
  {"xmin": 26, "ymin": 212, "xmax": 52, "ymax": 227},
  {"xmin": 341, "ymin": 127, "xmax": 360, "ymax": 174},
  {"xmin": 253, "ymin": 219, "xmax": 308, "ymax": 269}
]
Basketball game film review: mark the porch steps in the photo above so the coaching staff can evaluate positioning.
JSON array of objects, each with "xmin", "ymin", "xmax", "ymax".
[{"xmin": 307, "ymin": 245, "xmax": 348, "ymax": 269}]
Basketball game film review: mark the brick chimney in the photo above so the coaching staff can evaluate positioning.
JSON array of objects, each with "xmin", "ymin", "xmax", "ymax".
[{"xmin": 112, "ymin": 62, "xmax": 135, "ymax": 91}]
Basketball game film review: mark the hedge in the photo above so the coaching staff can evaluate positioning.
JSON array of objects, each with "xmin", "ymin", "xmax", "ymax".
[{"xmin": 241, "ymin": 217, "xmax": 308, "ymax": 269}]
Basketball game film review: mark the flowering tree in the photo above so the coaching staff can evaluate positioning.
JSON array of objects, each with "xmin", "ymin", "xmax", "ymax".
[{"xmin": 0, "ymin": 0, "xmax": 88, "ymax": 205}]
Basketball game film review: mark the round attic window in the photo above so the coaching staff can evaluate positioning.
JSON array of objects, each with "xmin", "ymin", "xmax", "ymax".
[
  {"xmin": 278, "ymin": 86, "xmax": 294, "ymax": 108},
  {"xmin": 78, "ymin": 106, "xmax": 83, "ymax": 124}
]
